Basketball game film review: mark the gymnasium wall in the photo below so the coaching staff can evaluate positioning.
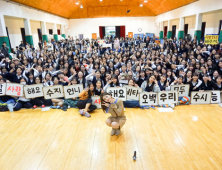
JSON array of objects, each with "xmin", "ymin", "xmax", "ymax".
[
  {"xmin": 30, "ymin": 20, "xmax": 41, "ymax": 48},
  {"xmin": 68, "ymin": 17, "xmax": 159, "ymax": 39},
  {"xmin": 156, "ymin": 0, "xmax": 222, "ymax": 38},
  {"xmin": 4, "ymin": 16, "xmax": 24, "ymax": 48},
  {"xmin": 184, "ymin": 16, "xmax": 196, "ymax": 37},
  {"xmin": 0, "ymin": 0, "xmax": 69, "ymax": 49},
  {"xmin": 202, "ymin": 10, "xmax": 222, "ymax": 35}
]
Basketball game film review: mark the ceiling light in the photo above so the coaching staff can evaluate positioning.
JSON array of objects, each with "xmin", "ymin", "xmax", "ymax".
[
  {"xmin": 76, "ymin": 0, "xmax": 79, "ymax": 5},
  {"xmin": 80, "ymin": 3, "xmax": 83, "ymax": 8},
  {"xmin": 144, "ymin": 0, "xmax": 147, "ymax": 2},
  {"xmin": 140, "ymin": 3, "xmax": 143, "ymax": 7},
  {"xmin": 100, "ymin": 0, "xmax": 103, "ymax": 1}
]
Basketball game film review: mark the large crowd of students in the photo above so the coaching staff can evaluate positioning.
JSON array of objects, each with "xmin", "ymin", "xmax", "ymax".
[{"xmin": 0, "ymin": 35, "xmax": 222, "ymax": 116}]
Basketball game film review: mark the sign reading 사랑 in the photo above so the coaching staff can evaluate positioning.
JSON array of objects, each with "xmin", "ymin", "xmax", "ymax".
[
  {"xmin": 91, "ymin": 96, "xmax": 101, "ymax": 109},
  {"xmin": 107, "ymin": 87, "xmax": 127, "ymax": 101},
  {"xmin": 24, "ymin": 84, "xmax": 44, "ymax": 99},
  {"xmin": 43, "ymin": 85, "xmax": 64, "ymax": 99},
  {"xmin": 6, "ymin": 83, "xmax": 24, "ymax": 97},
  {"xmin": 170, "ymin": 84, "xmax": 190, "ymax": 97},
  {"xmin": 63, "ymin": 84, "xmax": 83, "ymax": 99}
]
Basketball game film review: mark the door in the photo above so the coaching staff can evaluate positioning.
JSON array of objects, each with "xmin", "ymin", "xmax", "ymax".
[
  {"xmin": 172, "ymin": 25, "xmax": 176, "ymax": 39},
  {"xmin": 201, "ymin": 22, "xmax": 206, "ymax": 40},
  {"xmin": 49, "ymin": 29, "xmax": 53, "ymax": 35},
  {"xmin": 128, "ymin": 32, "xmax": 133, "ymax": 38},
  {"xmin": 20, "ymin": 28, "xmax": 26, "ymax": 45},
  {"xmin": 184, "ymin": 24, "xmax": 188, "ymax": 36},
  {"xmin": 57, "ymin": 29, "xmax": 60, "ymax": 35},
  {"xmin": 218, "ymin": 20, "xmax": 222, "ymax": 35},
  {"xmin": 37, "ymin": 29, "xmax": 42, "ymax": 42},
  {"xmin": 5, "ymin": 27, "xmax": 11, "ymax": 49},
  {"xmin": 164, "ymin": 26, "xmax": 167, "ymax": 38},
  {"xmin": 92, "ymin": 33, "xmax": 97, "ymax": 39},
  {"xmin": 79, "ymin": 34, "xmax": 83, "ymax": 39}
]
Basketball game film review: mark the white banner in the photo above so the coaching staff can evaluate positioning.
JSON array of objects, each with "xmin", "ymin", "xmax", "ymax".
[
  {"xmin": 191, "ymin": 92, "xmax": 212, "ymax": 104},
  {"xmin": 0, "ymin": 83, "xmax": 6, "ymax": 96},
  {"xmin": 158, "ymin": 91, "xmax": 178, "ymax": 105},
  {"xmin": 126, "ymin": 86, "xmax": 143, "ymax": 100},
  {"xmin": 43, "ymin": 85, "xmax": 64, "ymax": 99},
  {"xmin": 6, "ymin": 83, "xmax": 24, "ymax": 97},
  {"xmin": 91, "ymin": 96, "xmax": 101, "ymax": 109},
  {"xmin": 211, "ymin": 91, "xmax": 221, "ymax": 104},
  {"xmin": 139, "ymin": 92, "xmax": 158, "ymax": 106},
  {"xmin": 170, "ymin": 84, "xmax": 190, "ymax": 97},
  {"xmin": 24, "ymin": 84, "xmax": 44, "ymax": 99},
  {"xmin": 63, "ymin": 84, "xmax": 83, "ymax": 99},
  {"xmin": 107, "ymin": 87, "xmax": 127, "ymax": 101}
]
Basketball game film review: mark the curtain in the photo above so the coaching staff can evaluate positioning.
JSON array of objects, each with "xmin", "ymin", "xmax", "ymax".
[
  {"xmin": 120, "ymin": 26, "xmax": 125, "ymax": 38},
  {"xmin": 115, "ymin": 26, "xmax": 120, "ymax": 38},
  {"xmin": 99, "ymin": 26, "xmax": 103, "ymax": 39},
  {"xmin": 99, "ymin": 26, "xmax": 105, "ymax": 39}
]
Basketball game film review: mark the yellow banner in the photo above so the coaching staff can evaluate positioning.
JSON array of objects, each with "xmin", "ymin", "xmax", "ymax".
[{"xmin": 204, "ymin": 35, "xmax": 219, "ymax": 44}]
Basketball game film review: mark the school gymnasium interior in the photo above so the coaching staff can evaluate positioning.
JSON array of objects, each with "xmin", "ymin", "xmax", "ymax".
[{"xmin": 0, "ymin": 0, "xmax": 222, "ymax": 169}]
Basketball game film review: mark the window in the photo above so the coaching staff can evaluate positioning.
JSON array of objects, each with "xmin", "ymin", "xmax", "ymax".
[{"xmin": 105, "ymin": 26, "xmax": 115, "ymax": 37}]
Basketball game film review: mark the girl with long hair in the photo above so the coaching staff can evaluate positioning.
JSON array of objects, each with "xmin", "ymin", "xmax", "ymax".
[
  {"xmin": 100, "ymin": 92, "xmax": 126, "ymax": 136},
  {"xmin": 77, "ymin": 83, "xmax": 97, "ymax": 118}
]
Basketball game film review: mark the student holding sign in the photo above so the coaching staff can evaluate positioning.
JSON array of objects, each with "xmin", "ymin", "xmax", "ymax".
[
  {"xmin": 77, "ymin": 83, "xmax": 97, "ymax": 118},
  {"xmin": 189, "ymin": 73, "xmax": 202, "ymax": 94},
  {"xmin": 50, "ymin": 77, "xmax": 66, "ymax": 109},
  {"xmin": 61, "ymin": 77, "xmax": 80, "ymax": 111},
  {"xmin": 170, "ymin": 76, "xmax": 190, "ymax": 105},
  {"xmin": 31, "ymin": 76, "xmax": 52, "ymax": 108},
  {"xmin": 100, "ymin": 92, "xmax": 126, "ymax": 136},
  {"xmin": 123, "ymin": 79, "xmax": 141, "ymax": 108},
  {"xmin": 94, "ymin": 79, "xmax": 104, "ymax": 96},
  {"xmin": 14, "ymin": 77, "xmax": 32, "ymax": 111},
  {"xmin": 200, "ymin": 74, "xmax": 217, "ymax": 90},
  {"xmin": 214, "ymin": 76, "xmax": 222, "ymax": 90},
  {"xmin": 141, "ymin": 75, "xmax": 160, "ymax": 93},
  {"xmin": 103, "ymin": 75, "xmax": 120, "ymax": 91}
]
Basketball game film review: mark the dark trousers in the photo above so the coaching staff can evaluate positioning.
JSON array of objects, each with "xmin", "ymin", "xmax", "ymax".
[
  {"xmin": 77, "ymin": 98, "xmax": 97, "ymax": 112},
  {"xmin": 123, "ymin": 100, "xmax": 140, "ymax": 108},
  {"xmin": 14, "ymin": 101, "xmax": 32, "ymax": 111},
  {"xmin": 31, "ymin": 97, "xmax": 52, "ymax": 106}
]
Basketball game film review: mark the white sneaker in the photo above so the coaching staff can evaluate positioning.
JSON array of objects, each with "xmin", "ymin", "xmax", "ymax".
[{"xmin": 170, "ymin": 104, "xmax": 175, "ymax": 109}]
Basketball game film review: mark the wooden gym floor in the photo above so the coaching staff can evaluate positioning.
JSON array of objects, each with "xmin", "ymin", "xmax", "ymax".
[{"xmin": 0, "ymin": 105, "xmax": 222, "ymax": 170}]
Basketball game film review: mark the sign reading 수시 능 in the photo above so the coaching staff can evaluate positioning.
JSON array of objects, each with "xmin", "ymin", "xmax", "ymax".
[{"xmin": 191, "ymin": 91, "xmax": 212, "ymax": 104}]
